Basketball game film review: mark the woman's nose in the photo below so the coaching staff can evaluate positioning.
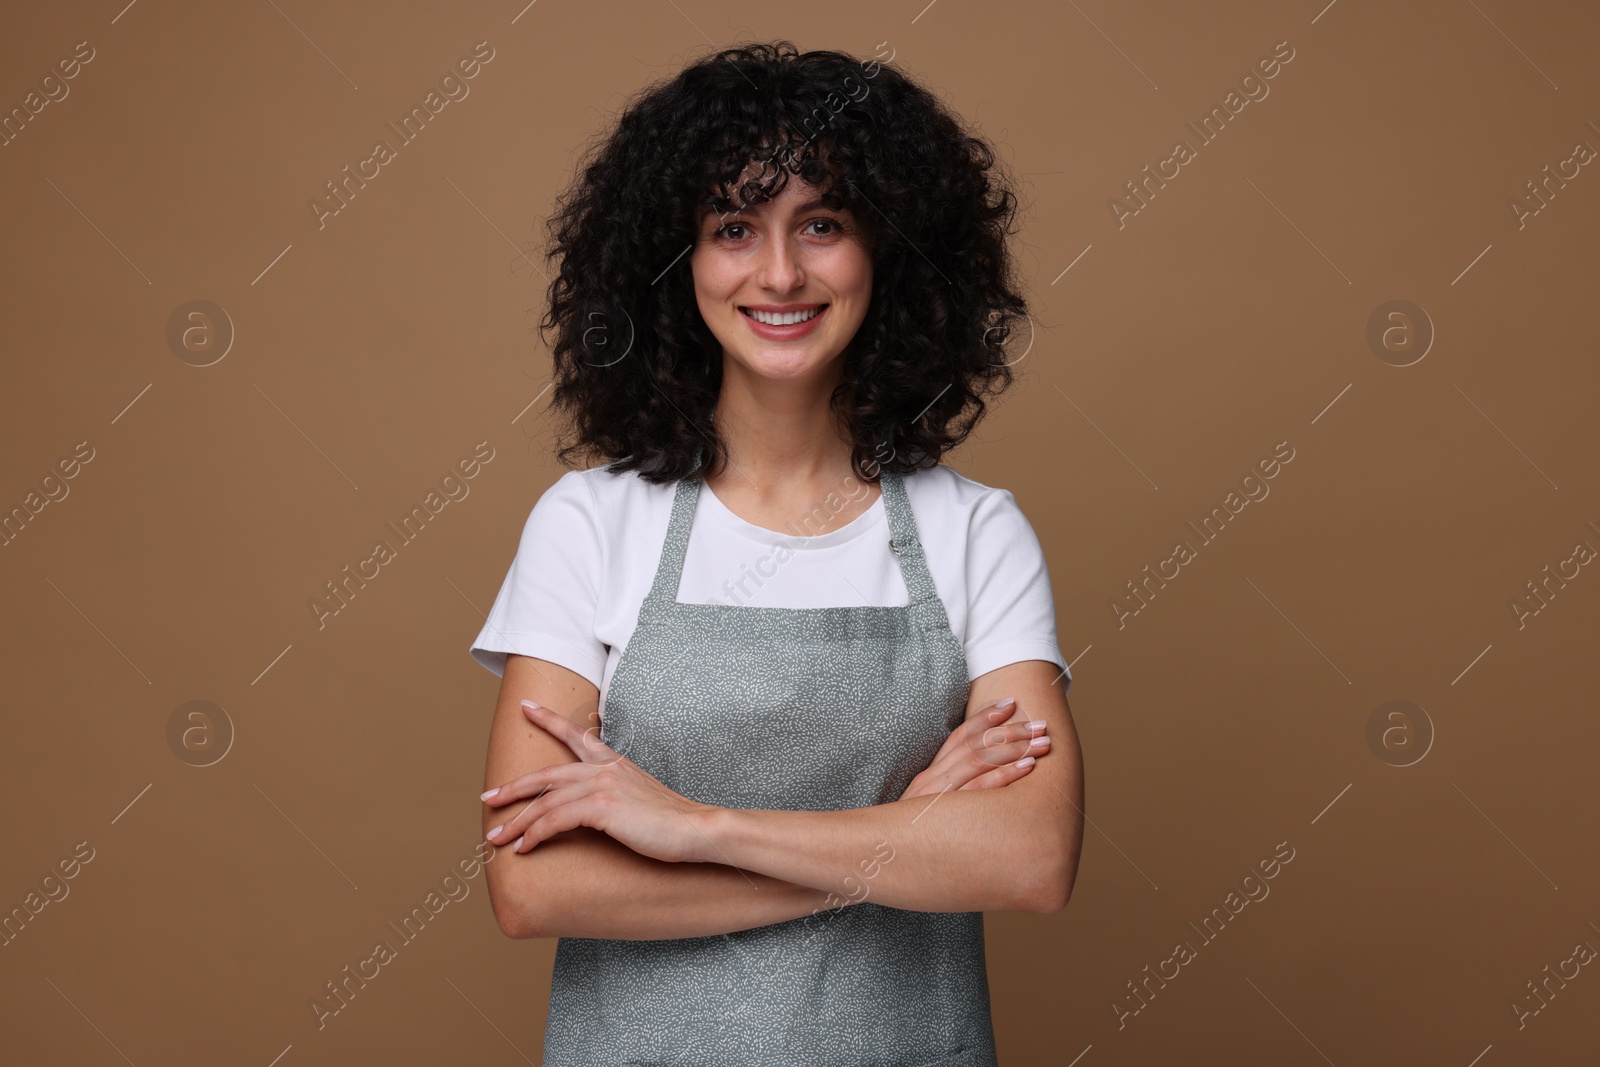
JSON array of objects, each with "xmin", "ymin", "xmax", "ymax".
[{"xmin": 757, "ymin": 233, "xmax": 804, "ymax": 290}]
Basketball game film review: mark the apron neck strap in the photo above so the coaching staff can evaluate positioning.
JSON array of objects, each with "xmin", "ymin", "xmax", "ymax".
[{"xmin": 877, "ymin": 470, "xmax": 941, "ymax": 605}]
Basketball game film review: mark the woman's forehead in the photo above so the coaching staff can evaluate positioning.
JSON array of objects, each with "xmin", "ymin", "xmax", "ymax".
[
  {"xmin": 701, "ymin": 163, "xmax": 845, "ymax": 216},
  {"xmin": 721, "ymin": 180, "xmax": 835, "ymax": 211},
  {"xmin": 702, "ymin": 139, "xmax": 838, "ymax": 194}
]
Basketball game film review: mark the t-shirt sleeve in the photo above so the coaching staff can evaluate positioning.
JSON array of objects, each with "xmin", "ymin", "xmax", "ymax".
[
  {"xmin": 468, "ymin": 469, "xmax": 608, "ymax": 686},
  {"xmin": 963, "ymin": 488, "xmax": 1072, "ymax": 693}
]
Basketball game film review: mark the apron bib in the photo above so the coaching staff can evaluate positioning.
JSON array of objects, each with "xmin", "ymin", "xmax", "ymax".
[{"xmin": 541, "ymin": 468, "xmax": 999, "ymax": 1066}]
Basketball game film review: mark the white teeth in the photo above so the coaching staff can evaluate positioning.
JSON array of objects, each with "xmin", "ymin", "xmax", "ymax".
[{"xmin": 745, "ymin": 306, "xmax": 822, "ymax": 326}]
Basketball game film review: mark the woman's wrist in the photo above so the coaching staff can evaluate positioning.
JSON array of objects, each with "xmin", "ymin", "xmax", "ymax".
[
  {"xmin": 687, "ymin": 807, "xmax": 842, "ymax": 924},
  {"xmin": 687, "ymin": 804, "xmax": 739, "ymax": 864}
]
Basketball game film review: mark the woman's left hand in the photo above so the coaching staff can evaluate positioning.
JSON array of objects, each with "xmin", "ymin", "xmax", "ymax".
[{"xmin": 481, "ymin": 700, "xmax": 721, "ymax": 864}]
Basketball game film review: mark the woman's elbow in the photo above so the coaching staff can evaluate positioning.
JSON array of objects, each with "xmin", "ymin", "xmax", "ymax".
[
  {"xmin": 487, "ymin": 870, "xmax": 539, "ymax": 939},
  {"xmin": 1024, "ymin": 839, "xmax": 1081, "ymax": 913},
  {"xmin": 1034, "ymin": 792, "xmax": 1085, "ymax": 911},
  {"xmin": 491, "ymin": 894, "xmax": 531, "ymax": 939},
  {"xmin": 1037, "ymin": 878, "xmax": 1074, "ymax": 914}
]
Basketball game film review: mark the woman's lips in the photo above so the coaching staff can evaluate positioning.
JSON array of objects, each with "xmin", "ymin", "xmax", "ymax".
[{"xmin": 739, "ymin": 304, "xmax": 828, "ymax": 340}]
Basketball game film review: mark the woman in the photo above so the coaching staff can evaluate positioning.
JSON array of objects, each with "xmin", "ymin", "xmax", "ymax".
[{"xmin": 471, "ymin": 40, "xmax": 1083, "ymax": 1066}]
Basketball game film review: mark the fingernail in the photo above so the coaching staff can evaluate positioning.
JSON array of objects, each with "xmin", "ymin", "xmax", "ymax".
[
  {"xmin": 995, "ymin": 697, "xmax": 1016, "ymax": 709},
  {"xmin": 521, "ymin": 700, "xmax": 541, "ymax": 710},
  {"xmin": 487, "ymin": 824, "xmax": 503, "ymax": 840},
  {"xmin": 1027, "ymin": 719, "xmax": 1047, "ymax": 730},
  {"xmin": 1015, "ymin": 756, "xmax": 1036, "ymax": 768},
  {"xmin": 513, "ymin": 834, "xmax": 525, "ymax": 851},
  {"xmin": 481, "ymin": 788, "xmax": 499, "ymax": 800},
  {"xmin": 1029, "ymin": 735, "xmax": 1050, "ymax": 748}
]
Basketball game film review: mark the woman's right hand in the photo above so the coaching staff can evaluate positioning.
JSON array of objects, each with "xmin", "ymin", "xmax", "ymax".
[{"xmin": 899, "ymin": 699, "xmax": 1050, "ymax": 800}]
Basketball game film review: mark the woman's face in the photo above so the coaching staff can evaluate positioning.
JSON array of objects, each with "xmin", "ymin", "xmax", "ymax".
[{"xmin": 690, "ymin": 175, "xmax": 873, "ymax": 388}]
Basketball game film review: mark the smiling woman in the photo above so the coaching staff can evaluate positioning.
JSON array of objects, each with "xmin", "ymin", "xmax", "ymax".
[{"xmin": 469, "ymin": 39, "xmax": 1083, "ymax": 1067}]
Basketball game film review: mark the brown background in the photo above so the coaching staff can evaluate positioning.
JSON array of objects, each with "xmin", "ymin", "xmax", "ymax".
[{"xmin": 2, "ymin": 0, "xmax": 1597, "ymax": 1064}]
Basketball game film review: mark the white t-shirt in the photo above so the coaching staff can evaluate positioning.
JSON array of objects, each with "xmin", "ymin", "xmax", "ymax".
[{"xmin": 469, "ymin": 463, "xmax": 1071, "ymax": 713}]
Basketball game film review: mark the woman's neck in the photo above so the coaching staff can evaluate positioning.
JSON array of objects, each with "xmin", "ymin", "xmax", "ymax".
[{"xmin": 702, "ymin": 368, "xmax": 880, "ymax": 533}]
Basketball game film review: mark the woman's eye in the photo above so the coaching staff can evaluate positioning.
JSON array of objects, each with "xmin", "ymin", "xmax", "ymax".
[{"xmin": 713, "ymin": 218, "xmax": 843, "ymax": 241}]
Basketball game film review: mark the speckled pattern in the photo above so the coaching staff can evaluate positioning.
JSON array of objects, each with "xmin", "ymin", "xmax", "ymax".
[{"xmin": 540, "ymin": 468, "xmax": 999, "ymax": 1067}]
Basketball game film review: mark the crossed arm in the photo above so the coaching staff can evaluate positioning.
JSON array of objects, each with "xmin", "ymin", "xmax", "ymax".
[{"xmin": 481, "ymin": 653, "xmax": 1084, "ymax": 940}]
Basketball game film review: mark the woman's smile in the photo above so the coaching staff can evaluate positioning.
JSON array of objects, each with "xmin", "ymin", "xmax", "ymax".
[{"xmin": 739, "ymin": 302, "xmax": 830, "ymax": 339}]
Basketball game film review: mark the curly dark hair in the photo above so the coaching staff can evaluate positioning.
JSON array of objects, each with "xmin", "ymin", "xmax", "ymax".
[{"xmin": 536, "ymin": 40, "xmax": 1030, "ymax": 485}]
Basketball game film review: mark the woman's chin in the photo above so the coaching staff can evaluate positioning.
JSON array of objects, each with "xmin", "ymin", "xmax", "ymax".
[{"xmin": 724, "ymin": 348, "xmax": 843, "ymax": 383}]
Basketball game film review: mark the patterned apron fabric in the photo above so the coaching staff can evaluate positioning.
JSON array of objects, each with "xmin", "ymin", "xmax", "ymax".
[{"xmin": 541, "ymin": 469, "xmax": 999, "ymax": 1066}]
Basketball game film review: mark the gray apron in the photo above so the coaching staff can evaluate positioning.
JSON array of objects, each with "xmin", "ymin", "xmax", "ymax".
[{"xmin": 541, "ymin": 468, "xmax": 998, "ymax": 1066}]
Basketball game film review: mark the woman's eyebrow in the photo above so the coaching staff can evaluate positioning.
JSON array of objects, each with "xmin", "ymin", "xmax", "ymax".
[{"xmin": 718, "ymin": 197, "xmax": 841, "ymax": 219}]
